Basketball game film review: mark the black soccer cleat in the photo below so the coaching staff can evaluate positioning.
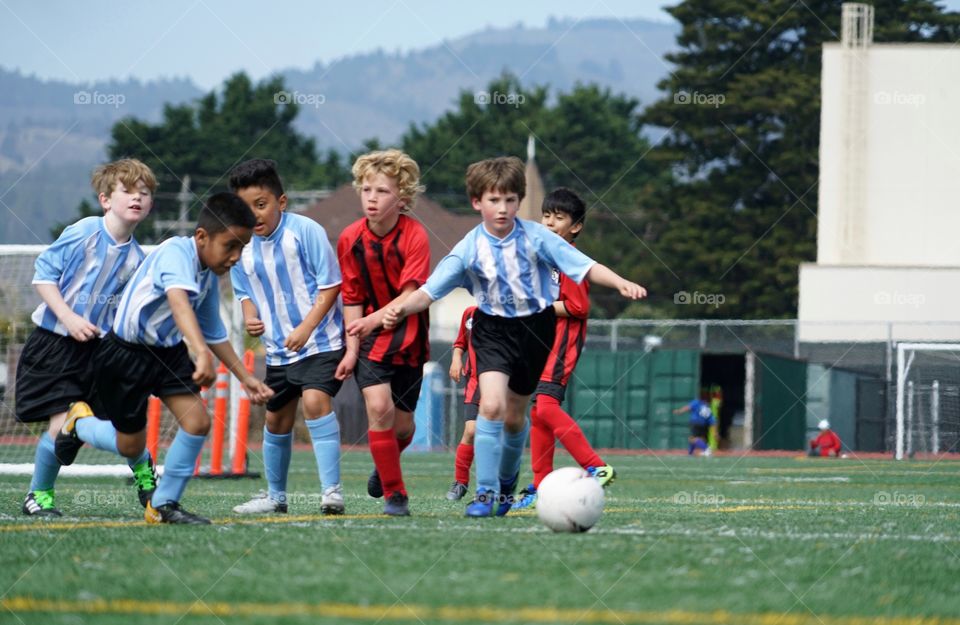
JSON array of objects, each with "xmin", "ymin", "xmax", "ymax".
[
  {"xmin": 22, "ymin": 490, "xmax": 62, "ymax": 517},
  {"xmin": 383, "ymin": 491, "xmax": 410, "ymax": 516},
  {"xmin": 55, "ymin": 401, "xmax": 95, "ymax": 465},
  {"xmin": 367, "ymin": 468, "xmax": 383, "ymax": 499},
  {"xmin": 446, "ymin": 481, "xmax": 468, "ymax": 501},
  {"xmin": 145, "ymin": 500, "xmax": 211, "ymax": 525}
]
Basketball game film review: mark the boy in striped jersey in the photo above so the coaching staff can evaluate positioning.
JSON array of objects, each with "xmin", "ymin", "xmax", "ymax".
[
  {"xmin": 18, "ymin": 159, "xmax": 157, "ymax": 517},
  {"xmin": 227, "ymin": 159, "xmax": 346, "ymax": 516},
  {"xmin": 512, "ymin": 188, "xmax": 615, "ymax": 511},
  {"xmin": 92, "ymin": 192, "xmax": 273, "ymax": 524},
  {"xmin": 446, "ymin": 305, "xmax": 479, "ymax": 500},
  {"xmin": 381, "ymin": 157, "xmax": 646, "ymax": 517},
  {"xmin": 338, "ymin": 149, "xmax": 429, "ymax": 517}
]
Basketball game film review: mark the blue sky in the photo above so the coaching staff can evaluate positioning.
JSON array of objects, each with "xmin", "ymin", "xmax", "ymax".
[{"xmin": 1, "ymin": 1, "xmax": 958, "ymax": 89}]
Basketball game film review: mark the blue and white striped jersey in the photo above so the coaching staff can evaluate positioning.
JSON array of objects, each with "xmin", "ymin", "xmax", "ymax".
[
  {"xmin": 31, "ymin": 216, "xmax": 145, "ymax": 337},
  {"xmin": 113, "ymin": 236, "xmax": 227, "ymax": 347},
  {"xmin": 422, "ymin": 218, "xmax": 595, "ymax": 317},
  {"xmin": 232, "ymin": 213, "xmax": 343, "ymax": 366}
]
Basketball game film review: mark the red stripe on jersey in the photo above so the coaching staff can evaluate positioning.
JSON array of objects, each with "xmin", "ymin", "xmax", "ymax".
[
  {"xmin": 337, "ymin": 215, "xmax": 431, "ymax": 366},
  {"xmin": 540, "ymin": 274, "xmax": 589, "ymax": 387}
]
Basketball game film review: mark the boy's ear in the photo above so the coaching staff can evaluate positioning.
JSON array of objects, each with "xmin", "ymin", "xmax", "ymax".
[
  {"xmin": 470, "ymin": 196, "xmax": 482, "ymax": 212},
  {"xmin": 195, "ymin": 226, "xmax": 209, "ymax": 247},
  {"xmin": 98, "ymin": 192, "xmax": 111, "ymax": 213},
  {"xmin": 278, "ymin": 193, "xmax": 288, "ymax": 212},
  {"xmin": 570, "ymin": 221, "xmax": 584, "ymax": 236}
]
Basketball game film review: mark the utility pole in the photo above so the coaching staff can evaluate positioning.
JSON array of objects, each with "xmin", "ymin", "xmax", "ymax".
[{"xmin": 154, "ymin": 175, "xmax": 192, "ymax": 237}]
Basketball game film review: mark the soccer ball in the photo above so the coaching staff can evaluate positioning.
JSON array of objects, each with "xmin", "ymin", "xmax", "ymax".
[{"xmin": 536, "ymin": 467, "xmax": 605, "ymax": 533}]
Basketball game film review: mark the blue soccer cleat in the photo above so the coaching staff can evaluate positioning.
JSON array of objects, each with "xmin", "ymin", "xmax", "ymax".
[
  {"xmin": 495, "ymin": 472, "xmax": 519, "ymax": 517},
  {"xmin": 511, "ymin": 484, "xmax": 537, "ymax": 510},
  {"xmin": 465, "ymin": 488, "xmax": 495, "ymax": 517}
]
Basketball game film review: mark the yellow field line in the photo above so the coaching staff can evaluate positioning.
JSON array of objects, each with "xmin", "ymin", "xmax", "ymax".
[
  {"xmin": 4, "ymin": 596, "xmax": 958, "ymax": 625},
  {"xmin": 0, "ymin": 512, "xmax": 392, "ymax": 533}
]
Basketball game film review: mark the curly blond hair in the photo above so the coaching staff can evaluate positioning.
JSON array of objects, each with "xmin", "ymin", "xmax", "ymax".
[
  {"xmin": 352, "ymin": 149, "xmax": 425, "ymax": 211},
  {"xmin": 91, "ymin": 158, "xmax": 157, "ymax": 197}
]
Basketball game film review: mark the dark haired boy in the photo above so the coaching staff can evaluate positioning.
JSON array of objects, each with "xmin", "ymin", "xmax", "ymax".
[
  {"xmin": 228, "ymin": 159, "xmax": 346, "ymax": 515},
  {"xmin": 91, "ymin": 192, "xmax": 273, "ymax": 524}
]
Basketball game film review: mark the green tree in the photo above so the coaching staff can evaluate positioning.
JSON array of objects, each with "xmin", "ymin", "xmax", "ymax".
[
  {"xmin": 641, "ymin": 0, "xmax": 960, "ymax": 318},
  {"xmin": 68, "ymin": 72, "xmax": 347, "ymax": 242},
  {"xmin": 402, "ymin": 73, "xmax": 549, "ymax": 210},
  {"xmin": 50, "ymin": 198, "xmax": 100, "ymax": 240}
]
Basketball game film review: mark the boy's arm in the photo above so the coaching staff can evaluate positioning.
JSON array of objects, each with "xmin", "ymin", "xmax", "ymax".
[
  {"xmin": 208, "ymin": 340, "xmax": 274, "ymax": 405},
  {"xmin": 672, "ymin": 404, "xmax": 692, "ymax": 415},
  {"xmin": 285, "ymin": 285, "xmax": 341, "ymax": 352},
  {"xmin": 383, "ymin": 289, "xmax": 433, "ymax": 330},
  {"xmin": 450, "ymin": 347, "xmax": 465, "ymax": 382},
  {"xmin": 241, "ymin": 299, "xmax": 264, "ymax": 337},
  {"xmin": 335, "ymin": 304, "xmax": 363, "ymax": 381},
  {"xmin": 346, "ymin": 284, "xmax": 417, "ymax": 339},
  {"xmin": 585, "ymin": 264, "xmax": 647, "ymax": 300},
  {"xmin": 167, "ymin": 288, "xmax": 216, "ymax": 387},
  {"xmin": 34, "ymin": 283, "xmax": 99, "ymax": 341}
]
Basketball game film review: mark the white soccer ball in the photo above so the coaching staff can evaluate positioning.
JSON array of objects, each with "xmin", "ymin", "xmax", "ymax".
[{"xmin": 536, "ymin": 467, "xmax": 605, "ymax": 533}]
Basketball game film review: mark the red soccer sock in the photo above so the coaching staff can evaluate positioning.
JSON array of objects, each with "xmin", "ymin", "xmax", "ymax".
[
  {"xmin": 368, "ymin": 429, "xmax": 405, "ymax": 496},
  {"xmin": 537, "ymin": 395, "xmax": 604, "ymax": 470},
  {"xmin": 454, "ymin": 443, "xmax": 474, "ymax": 485},
  {"xmin": 530, "ymin": 403, "xmax": 556, "ymax": 488}
]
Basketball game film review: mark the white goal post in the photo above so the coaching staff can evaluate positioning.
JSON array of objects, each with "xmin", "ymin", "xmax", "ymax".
[{"xmin": 895, "ymin": 342, "xmax": 960, "ymax": 460}]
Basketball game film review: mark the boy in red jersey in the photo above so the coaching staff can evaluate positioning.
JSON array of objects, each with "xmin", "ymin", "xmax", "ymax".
[
  {"xmin": 446, "ymin": 305, "xmax": 479, "ymax": 500},
  {"xmin": 336, "ymin": 149, "xmax": 429, "ymax": 516},
  {"xmin": 512, "ymin": 188, "xmax": 615, "ymax": 511}
]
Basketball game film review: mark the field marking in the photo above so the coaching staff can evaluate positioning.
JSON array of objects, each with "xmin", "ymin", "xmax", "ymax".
[{"xmin": 4, "ymin": 595, "xmax": 960, "ymax": 625}]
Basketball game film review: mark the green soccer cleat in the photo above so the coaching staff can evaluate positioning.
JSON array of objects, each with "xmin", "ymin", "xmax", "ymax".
[
  {"xmin": 131, "ymin": 454, "xmax": 159, "ymax": 508},
  {"xmin": 22, "ymin": 490, "xmax": 61, "ymax": 517},
  {"xmin": 587, "ymin": 464, "xmax": 617, "ymax": 488},
  {"xmin": 511, "ymin": 484, "xmax": 537, "ymax": 510}
]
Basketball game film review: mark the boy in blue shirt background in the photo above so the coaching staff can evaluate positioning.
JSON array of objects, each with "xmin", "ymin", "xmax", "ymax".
[
  {"xmin": 673, "ymin": 398, "xmax": 717, "ymax": 456},
  {"xmin": 18, "ymin": 159, "xmax": 156, "ymax": 517},
  {"xmin": 228, "ymin": 159, "xmax": 346, "ymax": 516}
]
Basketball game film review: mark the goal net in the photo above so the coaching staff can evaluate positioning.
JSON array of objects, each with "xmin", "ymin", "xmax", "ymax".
[
  {"xmin": 0, "ymin": 245, "xmax": 252, "ymax": 476},
  {"xmin": 895, "ymin": 343, "xmax": 960, "ymax": 460}
]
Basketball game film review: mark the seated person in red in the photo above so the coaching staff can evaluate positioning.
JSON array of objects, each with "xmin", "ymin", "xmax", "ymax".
[{"xmin": 810, "ymin": 419, "xmax": 842, "ymax": 457}]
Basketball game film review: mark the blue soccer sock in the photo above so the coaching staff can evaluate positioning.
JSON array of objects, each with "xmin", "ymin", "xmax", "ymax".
[
  {"xmin": 151, "ymin": 429, "xmax": 205, "ymax": 507},
  {"xmin": 474, "ymin": 416, "xmax": 504, "ymax": 494},
  {"xmin": 499, "ymin": 418, "xmax": 529, "ymax": 484},
  {"xmin": 29, "ymin": 433, "xmax": 61, "ymax": 492},
  {"xmin": 75, "ymin": 417, "xmax": 149, "ymax": 468},
  {"xmin": 305, "ymin": 412, "xmax": 341, "ymax": 490},
  {"xmin": 262, "ymin": 427, "xmax": 293, "ymax": 503}
]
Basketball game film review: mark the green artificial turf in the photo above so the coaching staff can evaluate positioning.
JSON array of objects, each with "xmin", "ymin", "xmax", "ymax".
[{"xmin": 1, "ymin": 451, "xmax": 958, "ymax": 625}]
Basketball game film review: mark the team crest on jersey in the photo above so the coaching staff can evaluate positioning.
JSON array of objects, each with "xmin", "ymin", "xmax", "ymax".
[
  {"xmin": 466, "ymin": 317, "xmax": 473, "ymax": 331},
  {"xmin": 551, "ymin": 267, "xmax": 560, "ymax": 284}
]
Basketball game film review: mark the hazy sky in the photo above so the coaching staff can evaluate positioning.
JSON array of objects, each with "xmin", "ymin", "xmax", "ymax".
[{"xmin": 2, "ymin": 1, "xmax": 958, "ymax": 89}]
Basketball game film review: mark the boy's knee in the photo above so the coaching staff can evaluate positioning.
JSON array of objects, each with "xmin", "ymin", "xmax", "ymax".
[
  {"xmin": 116, "ymin": 437, "xmax": 145, "ymax": 458},
  {"xmin": 302, "ymin": 392, "xmax": 332, "ymax": 418},
  {"xmin": 181, "ymin": 415, "xmax": 211, "ymax": 437},
  {"xmin": 478, "ymin": 399, "xmax": 504, "ymax": 420}
]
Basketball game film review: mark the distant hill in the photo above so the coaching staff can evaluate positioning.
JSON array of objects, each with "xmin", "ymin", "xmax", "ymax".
[{"xmin": 0, "ymin": 17, "xmax": 676, "ymax": 243}]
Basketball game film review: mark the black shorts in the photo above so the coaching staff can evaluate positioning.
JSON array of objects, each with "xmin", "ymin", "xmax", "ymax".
[
  {"xmin": 472, "ymin": 308, "xmax": 556, "ymax": 396},
  {"xmin": 534, "ymin": 381, "xmax": 567, "ymax": 403},
  {"xmin": 265, "ymin": 349, "xmax": 345, "ymax": 412},
  {"xmin": 463, "ymin": 402, "xmax": 479, "ymax": 421},
  {"xmin": 90, "ymin": 332, "xmax": 200, "ymax": 434},
  {"xmin": 15, "ymin": 328, "xmax": 100, "ymax": 423},
  {"xmin": 354, "ymin": 358, "xmax": 423, "ymax": 413},
  {"xmin": 690, "ymin": 424, "xmax": 709, "ymax": 439}
]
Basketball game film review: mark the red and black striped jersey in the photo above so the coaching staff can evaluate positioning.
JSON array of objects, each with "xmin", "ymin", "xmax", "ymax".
[
  {"xmin": 454, "ymin": 306, "xmax": 479, "ymax": 404},
  {"xmin": 337, "ymin": 215, "xmax": 430, "ymax": 366},
  {"xmin": 539, "ymin": 269, "xmax": 589, "ymax": 387}
]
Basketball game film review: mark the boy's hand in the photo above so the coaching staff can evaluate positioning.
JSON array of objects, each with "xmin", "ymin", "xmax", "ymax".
[
  {"xmin": 618, "ymin": 279, "xmax": 647, "ymax": 300},
  {"xmin": 245, "ymin": 317, "xmax": 265, "ymax": 337},
  {"xmin": 63, "ymin": 313, "xmax": 99, "ymax": 342},
  {"xmin": 193, "ymin": 350, "xmax": 216, "ymax": 388},
  {"xmin": 449, "ymin": 361, "xmax": 463, "ymax": 383},
  {"xmin": 284, "ymin": 324, "xmax": 311, "ymax": 352},
  {"xmin": 382, "ymin": 305, "xmax": 403, "ymax": 330},
  {"xmin": 335, "ymin": 351, "xmax": 358, "ymax": 381},
  {"xmin": 243, "ymin": 376, "xmax": 274, "ymax": 405},
  {"xmin": 346, "ymin": 316, "xmax": 376, "ymax": 339}
]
